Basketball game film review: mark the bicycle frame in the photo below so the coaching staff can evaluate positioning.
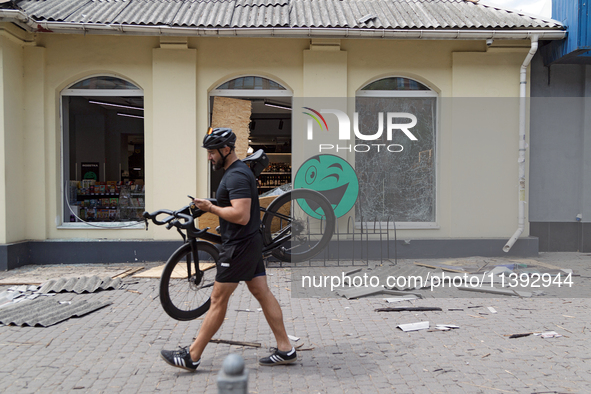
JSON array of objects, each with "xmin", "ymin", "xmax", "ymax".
[{"xmin": 143, "ymin": 203, "xmax": 292, "ymax": 261}]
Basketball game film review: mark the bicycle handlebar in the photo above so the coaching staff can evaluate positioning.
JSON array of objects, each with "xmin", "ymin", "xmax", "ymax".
[
  {"xmin": 143, "ymin": 209, "xmax": 175, "ymax": 226},
  {"xmin": 143, "ymin": 206, "xmax": 197, "ymax": 231},
  {"xmin": 142, "ymin": 198, "xmax": 218, "ymax": 232}
]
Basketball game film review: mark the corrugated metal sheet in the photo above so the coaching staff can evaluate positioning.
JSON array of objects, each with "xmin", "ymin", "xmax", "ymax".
[
  {"xmin": 232, "ymin": 0, "xmax": 289, "ymax": 28},
  {"xmin": 14, "ymin": 0, "xmax": 562, "ymax": 29},
  {"xmin": 0, "ymin": 298, "xmax": 111, "ymax": 327},
  {"xmin": 111, "ymin": 0, "xmax": 184, "ymax": 26},
  {"xmin": 66, "ymin": 1, "xmax": 131, "ymax": 24},
  {"xmin": 39, "ymin": 276, "xmax": 122, "ymax": 294},
  {"xmin": 0, "ymin": 286, "xmax": 45, "ymax": 308},
  {"xmin": 289, "ymin": 0, "xmax": 560, "ymax": 29},
  {"xmin": 173, "ymin": 0, "xmax": 236, "ymax": 28},
  {"xmin": 17, "ymin": 0, "xmax": 92, "ymax": 22}
]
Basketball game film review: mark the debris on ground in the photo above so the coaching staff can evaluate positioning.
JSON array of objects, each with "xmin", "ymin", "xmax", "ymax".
[
  {"xmin": 383, "ymin": 296, "xmax": 418, "ymax": 303},
  {"xmin": 133, "ymin": 263, "xmax": 215, "ymax": 279},
  {"xmin": 0, "ymin": 298, "xmax": 111, "ymax": 327},
  {"xmin": 0, "ymin": 285, "xmax": 54, "ymax": 308},
  {"xmin": 508, "ymin": 331, "xmax": 564, "ymax": 339},
  {"xmin": 375, "ymin": 306, "xmax": 442, "ymax": 312},
  {"xmin": 432, "ymin": 324, "xmax": 460, "ymax": 331},
  {"xmin": 0, "ymin": 265, "xmax": 139, "ymax": 285},
  {"xmin": 330, "ymin": 256, "xmax": 575, "ymax": 301},
  {"xmin": 457, "ymin": 286, "xmax": 532, "ymax": 298},
  {"xmin": 209, "ymin": 339, "xmax": 262, "ymax": 348},
  {"xmin": 334, "ymin": 286, "xmax": 422, "ymax": 300},
  {"xmin": 113, "ymin": 267, "xmax": 145, "ymax": 278},
  {"xmin": 508, "ymin": 333, "xmax": 533, "ymax": 338},
  {"xmin": 397, "ymin": 322, "xmax": 461, "ymax": 332},
  {"xmin": 39, "ymin": 276, "xmax": 122, "ymax": 294},
  {"xmin": 535, "ymin": 331, "xmax": 563, "ymax": 338},
  {"xmin": 413, "ymin": 262, "xmax": 475, "ymax": 274},
  {"xmin": 397, "ymin": 321, "xmax": 430, "ymax": 332}
]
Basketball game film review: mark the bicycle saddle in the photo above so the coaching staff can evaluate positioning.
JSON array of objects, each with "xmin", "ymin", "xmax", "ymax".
[{"xmin": 242, "ymin": 149, "xmax": 269, "ymax": 177}]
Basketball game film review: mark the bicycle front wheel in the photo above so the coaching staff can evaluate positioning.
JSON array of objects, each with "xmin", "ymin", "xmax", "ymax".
[
  {"xmin": 262, "ymin": 188, "xmax": 335, "ymax": 262},
  {"xmin": 159, "ymin": 241, "xmax": 218, "ymax": 321}
]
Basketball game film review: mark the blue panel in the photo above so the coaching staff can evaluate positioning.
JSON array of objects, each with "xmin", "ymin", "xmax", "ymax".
[{"xmin": 546, "ymin": 0, "xmax": 591, "ymax": 64}]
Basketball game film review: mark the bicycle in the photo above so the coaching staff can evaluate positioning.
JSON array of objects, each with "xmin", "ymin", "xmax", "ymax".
[{"xmin": 143, "ymin": 150, "xmax": 336, "ymax": 321}]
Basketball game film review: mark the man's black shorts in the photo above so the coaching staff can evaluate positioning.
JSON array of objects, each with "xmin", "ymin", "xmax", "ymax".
[{"xmin": 215, "ymin": 231, "xmax": 266, "ymax": 283}]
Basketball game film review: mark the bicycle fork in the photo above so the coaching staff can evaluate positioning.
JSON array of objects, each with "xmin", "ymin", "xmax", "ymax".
[{"xmin": 187, "ymin": 238, "xmax": 203, "ymax": 286}]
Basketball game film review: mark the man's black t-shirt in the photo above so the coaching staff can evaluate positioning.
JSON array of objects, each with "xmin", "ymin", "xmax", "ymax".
[{"xmin": 216, "ymin": 160, "xmax": 260, "ymax": 245}]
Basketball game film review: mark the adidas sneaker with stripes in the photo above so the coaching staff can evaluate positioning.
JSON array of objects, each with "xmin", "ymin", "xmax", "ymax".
[
  {"xmin": 160, "ymin": 346, "xmax": 201, "ymax": 372},
  {"xmin": 259, "ymin": 347, "xmax": 297, "ymax": 366}
]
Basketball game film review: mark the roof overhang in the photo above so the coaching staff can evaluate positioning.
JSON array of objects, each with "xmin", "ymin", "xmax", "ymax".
[{"xmin": 0, "ymin": 9, "xmax": 566, "ymax": 41}]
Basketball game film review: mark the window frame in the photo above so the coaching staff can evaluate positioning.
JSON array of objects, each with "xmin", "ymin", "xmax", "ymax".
[
  {"xmin": 59, "ymin": 75, "xmax": 145, "ymax": 229},
  {"xmin": 208, "ymin": 75, "xmax": 293, "ymax": 197},
  {"xmin": 355, "ymin": 77, "xmax": 440, "ymax": 230}
]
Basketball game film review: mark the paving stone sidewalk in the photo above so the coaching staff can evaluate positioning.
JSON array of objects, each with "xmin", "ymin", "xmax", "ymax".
[{"xmin": 0, "ymin": 252, "xmax": 590, "ymax": 393}]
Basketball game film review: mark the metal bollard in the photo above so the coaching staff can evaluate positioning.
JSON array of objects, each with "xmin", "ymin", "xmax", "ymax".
[{"xmin": 217, "ymin": 354, "xmax": 249, "ymax": 394}]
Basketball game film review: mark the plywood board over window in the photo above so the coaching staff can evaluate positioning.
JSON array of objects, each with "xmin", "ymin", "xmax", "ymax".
[{"xmin": 211, "ymin": 97, "xmax": 251, "ymax": 159}]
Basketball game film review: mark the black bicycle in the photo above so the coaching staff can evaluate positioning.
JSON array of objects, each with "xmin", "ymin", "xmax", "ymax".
[{"xmin": 143, "ymin": 150, "xmax": 336, "ymax": 321}]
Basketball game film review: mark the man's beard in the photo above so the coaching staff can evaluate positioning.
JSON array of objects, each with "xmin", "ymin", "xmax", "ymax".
[{"xmin": 212, "ymin": 159, "xmax": 224, "ymax": 171}]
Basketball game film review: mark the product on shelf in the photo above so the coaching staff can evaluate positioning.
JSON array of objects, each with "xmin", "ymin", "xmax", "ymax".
[{"xmin": 71, "ymin": 179, "xmax": 145, "ymax": 223}]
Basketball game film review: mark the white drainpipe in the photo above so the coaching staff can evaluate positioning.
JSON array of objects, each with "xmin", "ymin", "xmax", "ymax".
[{"xmin": 503, "ymin": 35, "xmax": 539, "ymax": 253}]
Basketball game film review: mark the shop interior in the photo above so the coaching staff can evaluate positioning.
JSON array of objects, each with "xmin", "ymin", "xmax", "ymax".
[
  {"xmin": 208, "ymin": 96, "xmax": 292, "ymax": 196},
  {"xmin": 63, "ymin": 95, "xmax": 145, "ymax": 222},
  {"xmin": 63, "ymin": 91, "xmax": 292, "ymax": 222}
]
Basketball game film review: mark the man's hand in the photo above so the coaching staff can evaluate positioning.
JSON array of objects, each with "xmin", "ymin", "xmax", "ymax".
[
  {"xmin": 194, "ymin": 197, "xmax": 251, "ymax": 225},
  {"xmin": 193, "ymin": 198, "xmax": 213, "ymax": 213}
]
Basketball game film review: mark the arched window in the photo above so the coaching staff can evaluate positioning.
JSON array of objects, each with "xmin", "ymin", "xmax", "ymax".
[
  {"xmin": 61, "ymin": 76, "xmax": 144, "ymax": 227},
  {"xmin": 209, "ymin": 76, "xmax": 292, "ymax": 197},
  {"xmin": 361, "ymin": 77, "xmax": 431, "ymax": 91},
  {"xmin": 355, "ymin": 77, "xmax": 437, "ymax": 226},
  {"xmin": 215, "ymin": 76, "xmax": 286, "ymax": 91}
]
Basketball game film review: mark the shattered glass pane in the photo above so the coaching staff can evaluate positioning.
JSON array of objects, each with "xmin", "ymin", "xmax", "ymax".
[{"xmin": 355, "ymin": 96, "xmax": 436, "ymax": 222}]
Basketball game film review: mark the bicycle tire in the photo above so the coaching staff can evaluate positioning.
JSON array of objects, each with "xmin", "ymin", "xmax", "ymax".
[
  {"xmin": 159, "ymin": 241, "xmax": 218, "ymax": 321},
  {"xmin": 262, "ymin": 188, "xmax": 335, "ymax": 262}
]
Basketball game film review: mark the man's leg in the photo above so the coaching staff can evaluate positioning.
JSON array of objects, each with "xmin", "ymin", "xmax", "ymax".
[
  {"xmin": 246, "ymin": 275, "xmax": 291, "ymax": 352},
  {"xmin": 189, "ymin": 281, "xmax": 238, "ymax": 362}
]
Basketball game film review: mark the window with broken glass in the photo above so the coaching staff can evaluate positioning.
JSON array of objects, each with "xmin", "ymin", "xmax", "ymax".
[{"xmin": 355, "ymin": 77, "xmax": 437, "ymax": 226}]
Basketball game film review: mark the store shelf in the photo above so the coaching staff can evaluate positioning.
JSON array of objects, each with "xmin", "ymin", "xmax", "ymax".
[
  {"xmin": 257, "ymin": 152, "xmax": 290, "ymax": 194},
  {"xmin": 77, "ymin": 193, "xmax": 119, "ymax": 199}
]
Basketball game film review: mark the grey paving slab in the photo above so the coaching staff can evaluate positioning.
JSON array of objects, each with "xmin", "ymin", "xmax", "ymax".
[{"xmin": 0, "ymin": 253, "xmax": 590, "ymax": 393}]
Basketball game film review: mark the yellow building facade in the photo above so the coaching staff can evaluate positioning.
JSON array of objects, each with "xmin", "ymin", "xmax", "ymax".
[{"xmin": 0, "ymin": 2, "xmax": 566, "ymax": 267}]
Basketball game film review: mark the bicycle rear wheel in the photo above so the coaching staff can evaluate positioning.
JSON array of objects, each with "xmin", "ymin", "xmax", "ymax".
[
  {"xmin": 262, "ymin": 188, "xmax": 335, "ymax": 262},
  {"xmin": 159, "ymin": 241, "xmax": 218, "ymax": 321}
]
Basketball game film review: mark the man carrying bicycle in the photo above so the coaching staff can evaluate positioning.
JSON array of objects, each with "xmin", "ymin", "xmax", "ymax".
[{"xmin": 160, "ymin": 127, "xmax": 296, "ymax": 371}]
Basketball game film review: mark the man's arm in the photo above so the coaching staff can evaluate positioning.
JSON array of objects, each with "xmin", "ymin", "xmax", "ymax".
[{"xmin": 194, "ymin": 198, "xmax": 251, "ymax": 226}]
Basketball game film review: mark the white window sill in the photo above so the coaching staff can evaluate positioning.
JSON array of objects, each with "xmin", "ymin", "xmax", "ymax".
[
  {"xmin": 355, "ymin": 222, "xmax": 440, "ymax": 230},
  {"xmin": 58, "ymin": 222, "xmax": 146, "ymax": 230}
]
